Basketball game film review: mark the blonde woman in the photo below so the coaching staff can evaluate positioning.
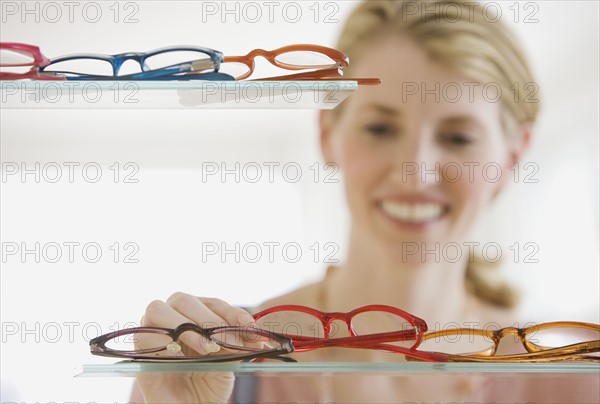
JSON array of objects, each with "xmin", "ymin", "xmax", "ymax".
[{"xmin": 132, "ymin": 1, "xmax": 593, "ymax": 402}]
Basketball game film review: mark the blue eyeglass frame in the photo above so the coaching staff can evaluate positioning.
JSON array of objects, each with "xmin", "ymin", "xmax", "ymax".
[{"xmin": 38, "ymin": 45, "xmax": 234, "ymax": 81}]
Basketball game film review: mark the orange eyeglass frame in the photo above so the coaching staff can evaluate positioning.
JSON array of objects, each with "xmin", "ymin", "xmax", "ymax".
[
  {"xmin": 222, "ymin": 44, "xmax": 381, "ymax": 85},
  {"xmin": 406, "ymin": 321, "xmax": 600, "ymax": 363}
]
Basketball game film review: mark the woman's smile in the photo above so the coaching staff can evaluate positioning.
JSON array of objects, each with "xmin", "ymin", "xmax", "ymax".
[{"xmin": 378, "ymin": 196, "xmax": 450, "ymax": 229}]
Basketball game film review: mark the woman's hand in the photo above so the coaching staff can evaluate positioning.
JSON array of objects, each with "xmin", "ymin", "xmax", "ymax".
[{"xmin": 132, "ymin": 292, "xmax": 256, "ymax": 404}]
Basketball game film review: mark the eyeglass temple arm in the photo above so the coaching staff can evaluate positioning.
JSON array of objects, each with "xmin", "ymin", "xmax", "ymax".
[
  {"xmin": 0, "ymin": 70, "xmax": 66, "ymax": 81},
  {"xmin": 367, "ymin": 343, "xmax": 449, "ymax": 362},
  {"xmin": 289, "ymin": 339, "xmax": 447, "ymax": 362},
  {"xmin": 189, "ymin": 59, "xmax": 219, "ymax": 72},
  {"xmin": 249, "ymin": 66, "xmax": 381, "ymax": 85},
  {"xmin": 290, "ymin": 329, "xmax": 421, "ymax": 350},
  {"xmin": 94, "ymin": 348, "xmax": 294, "ymax": 363},
  {"xmin": 242, "ymin": 355, "xmax": 298, "ymax": 363},
  {"xmin": 249, "ymin": 65, "xmax": 343, "ymax": 81},
  {"xmin": 443, "ymin": 351, "xmax": 600, "ymax": 363},
  {"xmin": 280, "ymin": 77, "xmax": 382, "ymax": 85}
]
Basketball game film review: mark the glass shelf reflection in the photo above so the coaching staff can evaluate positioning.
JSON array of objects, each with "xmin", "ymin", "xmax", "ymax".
[
  {"xmin": 0, "ymin": 80, "xmax": 357, "ymax": 109},
  {"xmin": 79, "ymin": 361, "xmax": 600, "ymax": 377}
]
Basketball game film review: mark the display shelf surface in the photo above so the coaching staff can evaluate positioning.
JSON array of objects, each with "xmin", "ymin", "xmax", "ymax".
[
  {"xmin": 0, "ymin": 80, "xmax": 356, "ymax": 109},
  {"xmin": 79, "ymin": 361, "xmax": 600, "ymax": 377},
  {"xmin": 78, "ymin": 362, "xmax": 600, "ymax": 404}
]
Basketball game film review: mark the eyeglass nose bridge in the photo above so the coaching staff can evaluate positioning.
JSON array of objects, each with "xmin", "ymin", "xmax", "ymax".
[
  {"xmin": 320, "ymin": 312, "xmax": 357, "ymax": 339},
  {"xmin": 493, "ymin": 326, "xmax": 530, "ymax": 347},
  {"xmin": 110, "ymin": 52, "xmax": 149, "ymax": 75},
  {"xmin": 312, "ymin": 311, "xmax": 351, "ymax": 339}
]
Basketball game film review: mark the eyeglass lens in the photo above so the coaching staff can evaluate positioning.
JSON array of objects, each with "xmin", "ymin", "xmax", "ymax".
[
  {"xmin": 0, "ymin": 48, "xmax": 39, "ymax": 78},
  {"xmin": 419, "ymin": 331, "xmax": 495, "ymax": 356},
  {"xmin": 0, "ymin": 48, "xmax": 35, "ymax": 66},
  {"xmin": 104, "ymin": 328, "xmax": 285, "ymax": 359},
  {"xmin": 273, "ymin": 50, "xmax": 339, "ymax": 68},
  {"xmin": 525, "ymin": 326, "xmax": 599, "ymax": 357},
  {"xmin": 418, "ymin": 325, "xmax": 599, "ymax": 357}
]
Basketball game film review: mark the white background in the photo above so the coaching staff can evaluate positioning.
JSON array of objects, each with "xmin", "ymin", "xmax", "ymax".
[{"xmin": 0, "ymin": 1, "xmax": 598, "ymax": 402}]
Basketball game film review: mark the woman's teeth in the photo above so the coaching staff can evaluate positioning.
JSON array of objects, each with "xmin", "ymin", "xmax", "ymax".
[{"xmin": 381, "ymin": 201, "xmax": 445, "ymax": 223}]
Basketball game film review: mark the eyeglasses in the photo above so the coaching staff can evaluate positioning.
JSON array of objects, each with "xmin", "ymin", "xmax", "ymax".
[
  {"xmin": 253, "ymin": 304, "xmax": 448, "ymax": 362},
  {"xmin": 39, "ymin": 45, "xmax": 237, "ymax": 80},
  {"xmin": 217, "ymin": 44, "xmax": 348, "ymax": 81},
  {"xmin": 407, "ymin": 321, "xmax": 600, "ymax": 362},
  {"xmin": 1, "ymin": 42, "xmax": 380, "ymax": 85},
  {"xmin": 89, "ymin": 323, "xmax": 294, "ymax": 363},
  {"xmin": 0, "ymin": 43, "xmax": 235, "ymax": 81},
  {"xmin": 215, "ymin": 45, "xmax": 380, "ymax": 85}
]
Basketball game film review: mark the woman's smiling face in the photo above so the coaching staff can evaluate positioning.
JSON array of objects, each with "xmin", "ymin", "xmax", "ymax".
[{"xmin": 321, "ymin": 37, "xmax": 523, "ymax": 260}]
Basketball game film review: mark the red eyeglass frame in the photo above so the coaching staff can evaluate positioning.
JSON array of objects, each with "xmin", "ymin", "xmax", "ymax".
[
  {"xmin": 253, "ymin": 304, "xmax": 448, "ymax": 362},
  {"xmin": 0, "ymin": 42, "xmax": 63, "ymax": 81}
]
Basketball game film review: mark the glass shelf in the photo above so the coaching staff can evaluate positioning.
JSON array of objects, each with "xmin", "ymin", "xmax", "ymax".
[
  {"xmin": 79, "ymin": 361, "xmax": 600, "ymax": 404},
  {"xmin": 0, "ymin": 80, "xmax": 356, "ymax": 109},
  {"xmin": 79, "ymin": 361, "xmax": 600, "ymax": 376}
]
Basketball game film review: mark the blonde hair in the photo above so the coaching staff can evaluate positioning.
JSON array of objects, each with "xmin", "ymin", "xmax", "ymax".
[
  {"xmin": 336, "ymin": 0, "xmax": 539, "ymax": 130},
  {"xmin": 336, "ymin": 0, "xmax": 539, "ymax": 307}
]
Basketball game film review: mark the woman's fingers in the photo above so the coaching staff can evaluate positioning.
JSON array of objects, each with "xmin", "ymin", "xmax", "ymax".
[
  {"xmin": 166, "ymin": 293, "xmax": 229, "ymax": 328},
  {"xmin": 141, "ymin": 292, "xmax": 256, "ymax": 356},
  {"xmin": 134, "ymin": 293, "xmax": 243, "ymax": 404},
  {"xmin": 199, "ymin": 296, "xmax": 256, "ymax": 326},
  {"xmin": 142, "ymin": 297, "xmax": 222, "ymax": 355}
]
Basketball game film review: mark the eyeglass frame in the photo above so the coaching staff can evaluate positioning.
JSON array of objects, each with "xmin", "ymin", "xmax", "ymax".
[
  {"xmin": 38, "ymin": 45, "xmax": 233, "ymax": 80},
  {"xmin": 0, "ymin": 42, "xmax": 51, "ymax": 66},
  {"xmin": 253, "ymin": 304, "xmax": 448, "ymax": 362},
  {"xmin": 407, "ymin": 320, "xmax": 600, "ymax": 362},
  {"xmin": 89, "ymin": 322, "xmax": 294, "ymax": 363},
  {"xmin": 0, "ymin": 42, "xmax": 56, "ymax": 80},
  {"xmin": 220, "ymin": 44, "xmax": 349, "ymax": 81}
]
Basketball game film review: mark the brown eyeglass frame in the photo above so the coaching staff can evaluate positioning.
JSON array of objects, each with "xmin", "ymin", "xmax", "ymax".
[
  {"xmin": 406, "ymin": 321, "xmax": 600, "ymax": 363},
  {"xmin": 89, "ymin": 323, "xmax": 295, "ymax": 363}
]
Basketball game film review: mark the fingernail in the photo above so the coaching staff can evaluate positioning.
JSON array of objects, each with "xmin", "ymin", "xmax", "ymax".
[
  {"xmin": 191, "ymin": 335, "xmax": 215, "ymax": 355},
  {"xmin": 206, "ymin": 340, "xmax": 221, "ymax": 353},
  {"xmin": 166, "ymin": 342, "xmax": 182, "ymax": 353}
]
